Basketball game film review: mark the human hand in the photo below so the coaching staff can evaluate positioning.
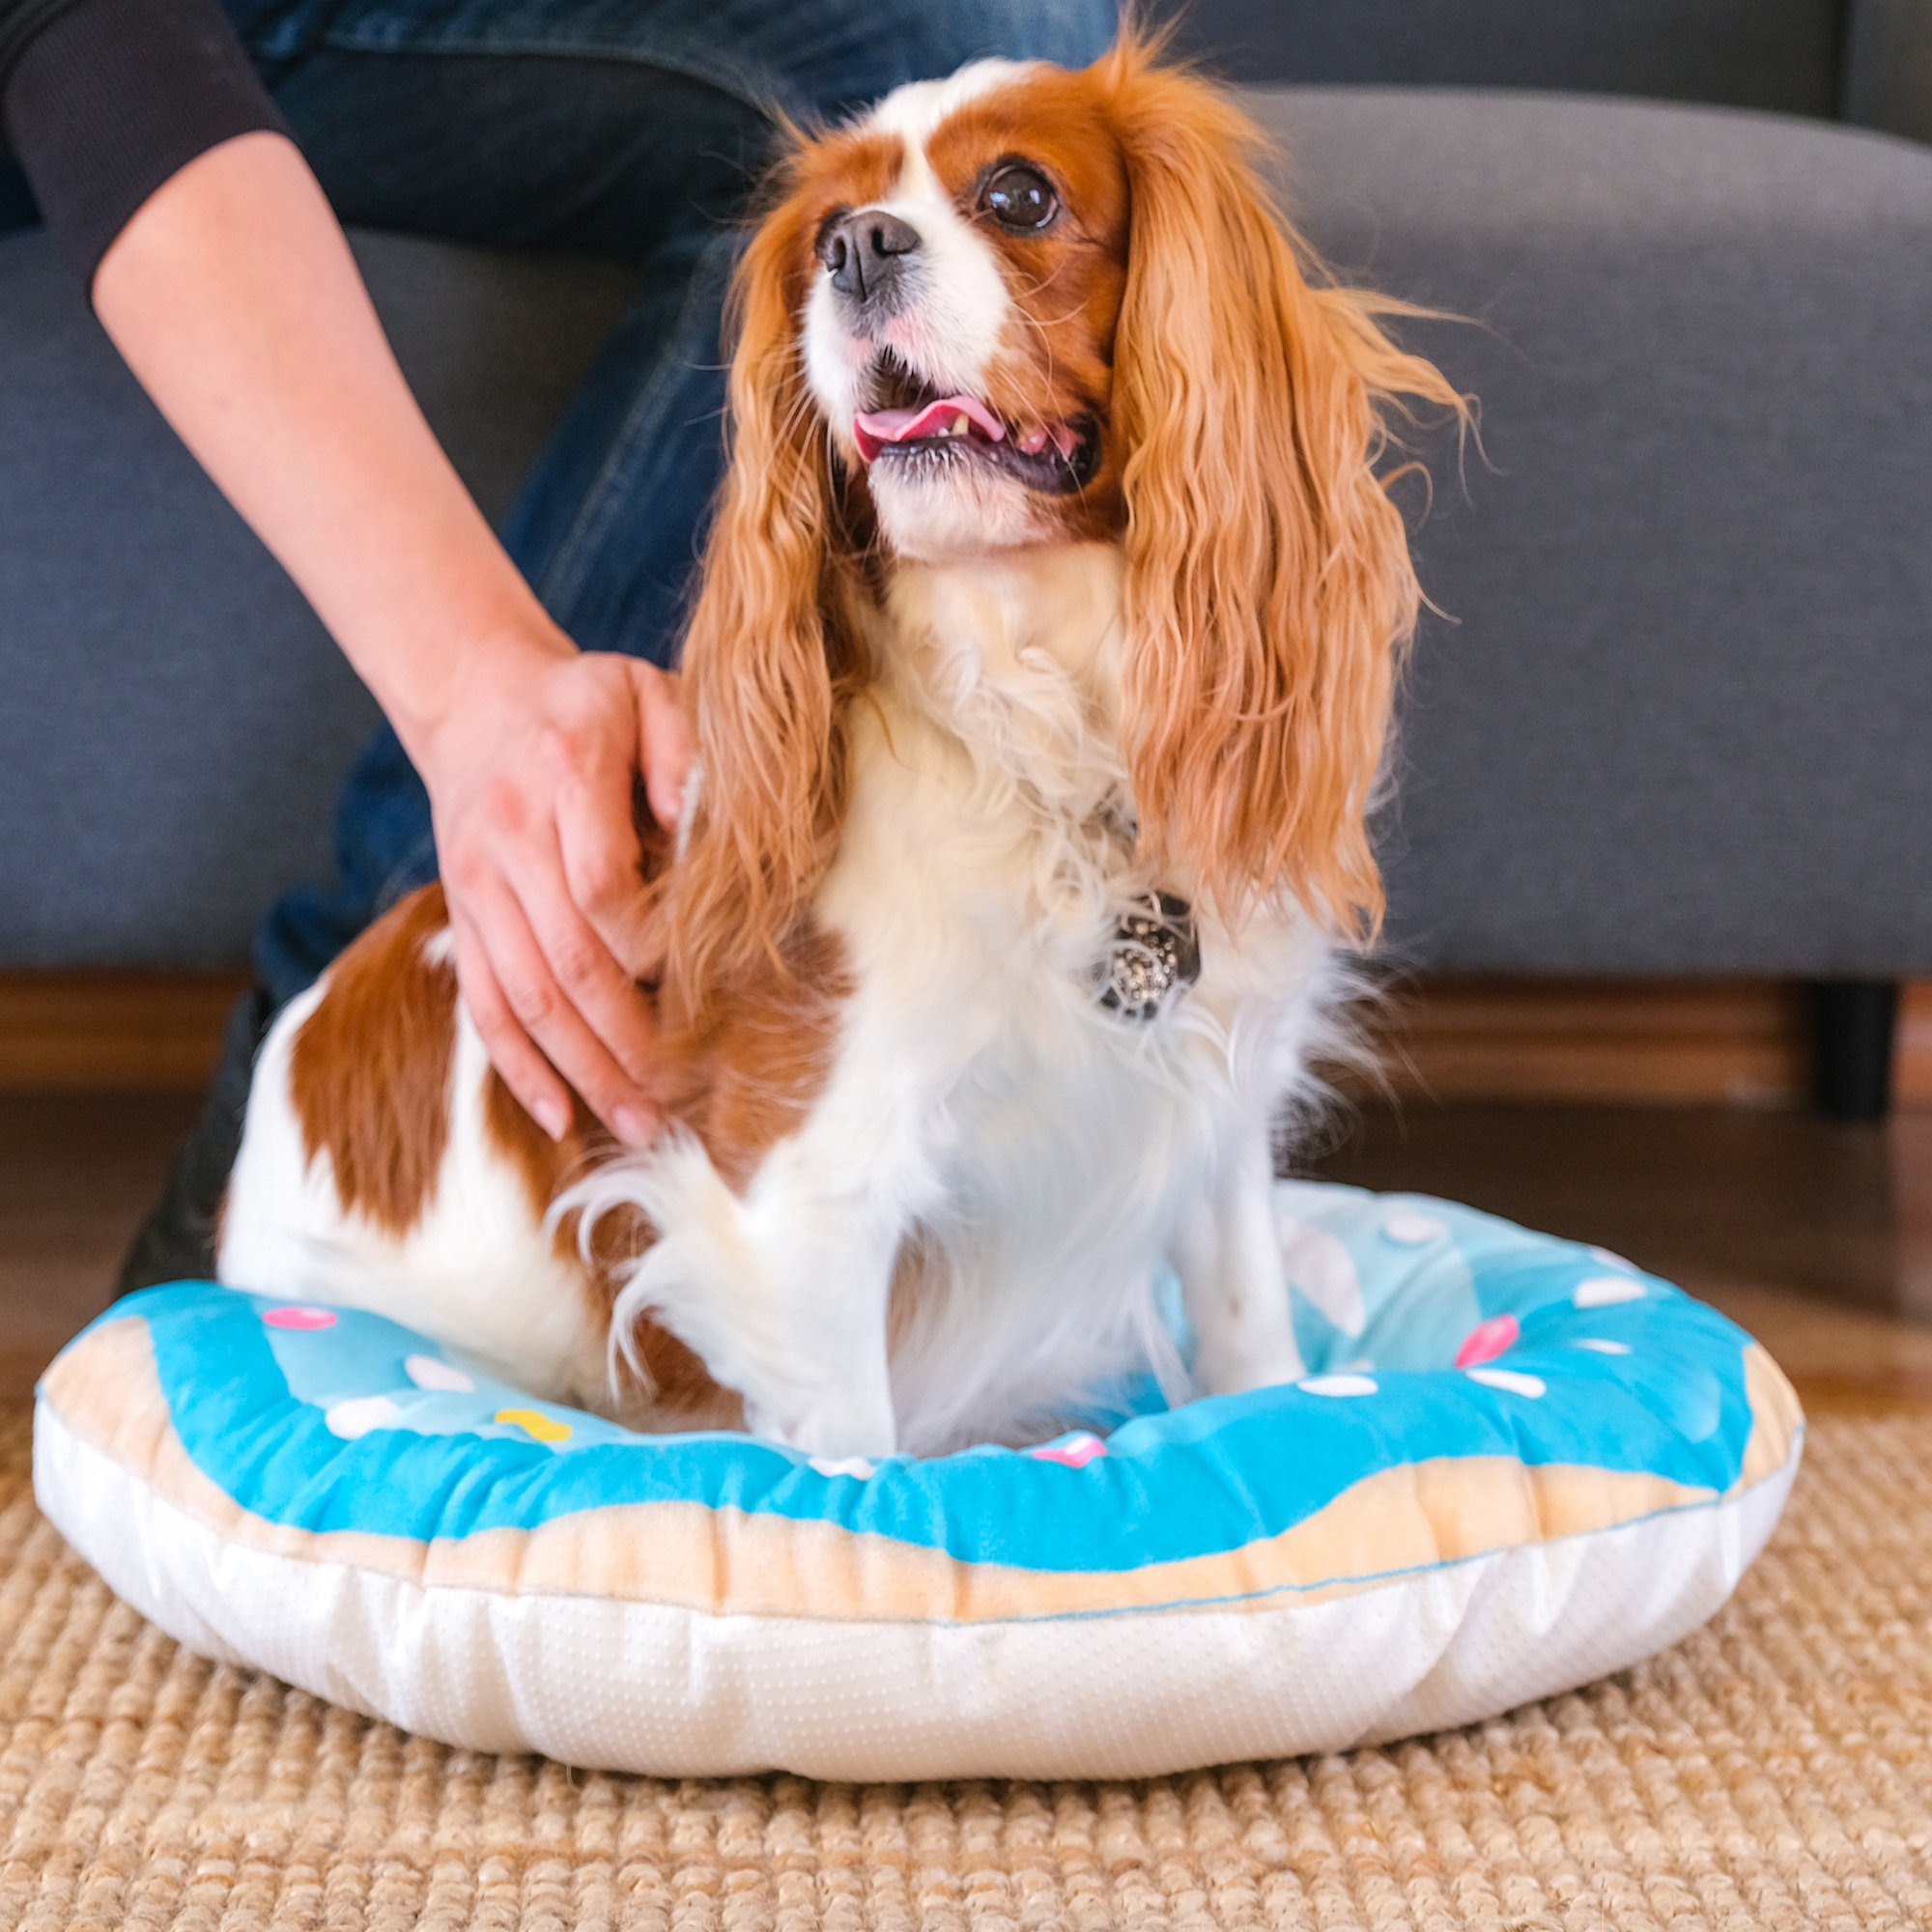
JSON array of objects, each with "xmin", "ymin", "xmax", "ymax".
[{"xmin": 417, "ymin": 636, "xmax": 693, "ymax": 1144}]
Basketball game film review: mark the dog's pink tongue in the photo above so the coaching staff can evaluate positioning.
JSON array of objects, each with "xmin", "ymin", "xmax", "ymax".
[{"xmin": 853, "ymin": 394, "xmax": 1006, "ymax": 463}]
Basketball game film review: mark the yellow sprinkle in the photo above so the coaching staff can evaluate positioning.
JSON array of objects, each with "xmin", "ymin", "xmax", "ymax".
[{"xmin": 495, "ymin": 1407, "xmax": 572, "ymax": 1444}]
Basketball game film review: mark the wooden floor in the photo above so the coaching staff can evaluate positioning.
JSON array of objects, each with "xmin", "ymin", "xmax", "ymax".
[
  {"xmin": 3, "ymin": 1088, "xmax": 1930, "ymax": 1417},
  {"xmin": 0, "ymin": 1091, "xmax": 199, "ymax": 1402}
]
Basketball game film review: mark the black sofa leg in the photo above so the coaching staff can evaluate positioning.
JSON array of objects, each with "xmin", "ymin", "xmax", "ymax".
[{"xmin": 1810, "ymin": 979, "xmax": 1901, "ymax": 1122}]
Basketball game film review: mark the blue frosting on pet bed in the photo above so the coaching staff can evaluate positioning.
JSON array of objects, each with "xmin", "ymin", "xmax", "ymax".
[{"xmin": 33, "ymin": 1181, "xmax": 1803, "ymax": 1781}]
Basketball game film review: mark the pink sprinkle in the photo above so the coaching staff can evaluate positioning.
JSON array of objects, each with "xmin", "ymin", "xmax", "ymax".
[
  {"xmin": 262, "ymin": 1306, "xmax": 337, "ymax": 1331},
  {"xmin": 1031, "ymin": 1434, "xmax": 1107, "ymax": 1468},
  {"xmin": 1455, "ymin": 1314, "xmax": 1520, "ymax": 1369}
]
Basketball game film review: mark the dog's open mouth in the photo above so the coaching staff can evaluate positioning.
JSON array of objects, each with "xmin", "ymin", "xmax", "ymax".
[{"xmin": 852, "ymin": 359, "xmax": 1097, "ymax": 495}]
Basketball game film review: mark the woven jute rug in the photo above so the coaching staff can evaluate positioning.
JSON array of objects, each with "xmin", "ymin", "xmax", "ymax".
[{"xmin": 3, "ymin": 1404, "xmax": 1931, "ymax": 1932}]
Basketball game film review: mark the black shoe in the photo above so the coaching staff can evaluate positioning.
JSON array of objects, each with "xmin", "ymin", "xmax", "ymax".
[{"xmin": 114, "ymin": 983, "xmax": 277, "ymax": 1298}]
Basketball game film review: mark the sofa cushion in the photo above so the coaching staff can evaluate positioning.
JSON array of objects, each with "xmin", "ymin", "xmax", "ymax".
[{"xmin": 1252, "ymin": 90, "xmax": 1932, "ymax": 975}]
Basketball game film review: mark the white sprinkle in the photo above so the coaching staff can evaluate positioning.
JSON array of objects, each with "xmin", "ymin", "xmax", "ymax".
[
  {"xmin": 326, "ymin": 1395, "xmax": 401, "ymax": 1439},
  {"xmin": 1299, "ymin": 1374, "xmax": 1378, "ymax": 1398},
  {"xmin": 406, "ymin": 1354, "xmax": 474, "ymax": 1393},
  {"xmin": 1278, "ymin": 1219, "xmax": 1367, "ymax": 1337},
  {"xmin": 1575, "ymin": 1276, "xmax": 1647, "ymax": 1308},
  {"xmin": 1466, "ymin": 1368, "xmax": 1547, "ymax": 1398},
  {"xmin": 1574, "ymin": 1339, "xmax": 1633, "ymax": 1355},
  {"xmin": 1382, "ymin": 1210, "xmax": 1448, "ymax": 1245}
]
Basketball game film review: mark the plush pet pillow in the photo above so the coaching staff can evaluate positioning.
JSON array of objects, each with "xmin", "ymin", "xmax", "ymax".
[{"xmin": 35, "ymin": 1181, "xmax": 1802, "ymax": 1780}]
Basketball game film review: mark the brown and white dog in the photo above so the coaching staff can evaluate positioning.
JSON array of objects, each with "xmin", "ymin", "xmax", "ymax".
[{"xmin": 217, "ymin": 39, "xmax": 1463, "ymax": 1460}]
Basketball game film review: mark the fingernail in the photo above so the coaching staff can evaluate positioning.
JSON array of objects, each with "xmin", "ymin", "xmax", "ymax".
[
  {"xmin": 536, "ymin": 1099, "xmax": 571, "ymax": 1141},
  {"xmin": 613, "ymin": 1106, "xmax": 654, "ymax": 1145}
]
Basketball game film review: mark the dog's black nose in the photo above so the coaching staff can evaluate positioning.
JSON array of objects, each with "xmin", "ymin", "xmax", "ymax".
[{"xmin": 816, "ymin": 209, "xmax": 922, "ymax": 303}]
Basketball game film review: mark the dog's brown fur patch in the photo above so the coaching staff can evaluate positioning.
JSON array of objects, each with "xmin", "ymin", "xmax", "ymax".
[
  {"xmin": 287, "ymin": 884, "xmax": 458, "ymax": 1236},
  {"xmin": 653, "ymin": 921, "xmax": 852, "ymax": 1193}
]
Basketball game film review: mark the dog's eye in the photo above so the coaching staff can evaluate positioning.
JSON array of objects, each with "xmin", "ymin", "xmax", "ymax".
[{"xmin": 981, "ymin": 162, "xmax": 1058, "ymax": 232}]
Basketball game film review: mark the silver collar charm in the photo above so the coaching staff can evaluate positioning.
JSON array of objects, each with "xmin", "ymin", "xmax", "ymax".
[{"xmin": 1096, "ymin": 892, "xmax": 1201, "ymax": 1021}]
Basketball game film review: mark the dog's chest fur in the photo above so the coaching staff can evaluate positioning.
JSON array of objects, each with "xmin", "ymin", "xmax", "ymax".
[{"xmin": 634, "ymin": 542, "xmax": 1334, "ymax": 1451}]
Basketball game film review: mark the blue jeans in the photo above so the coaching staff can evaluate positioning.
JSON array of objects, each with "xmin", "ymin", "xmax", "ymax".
[{"xmin": 205, "ymin": 0, "xmax": 1120, "ymax": 1000}]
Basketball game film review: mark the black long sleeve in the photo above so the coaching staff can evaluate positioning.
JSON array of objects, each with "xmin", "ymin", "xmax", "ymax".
[{"xmin": 1, "ymin": 0, "xmax": 288, "ymax": 286}]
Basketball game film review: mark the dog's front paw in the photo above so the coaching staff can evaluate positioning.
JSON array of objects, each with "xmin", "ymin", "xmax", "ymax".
[
  {"xmin": 747, "ymin": 1390, "xmax": 899, "ymax": 1463},
  {"xmin": 1194, "ymin": 1341, "xmax": 1305, "ymax": 1400}
]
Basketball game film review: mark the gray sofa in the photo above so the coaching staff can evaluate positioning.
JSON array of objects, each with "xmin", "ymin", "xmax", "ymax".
[{"xmin": 5, "ymin": 1, "xmax": 1932, "ymax": 1103}]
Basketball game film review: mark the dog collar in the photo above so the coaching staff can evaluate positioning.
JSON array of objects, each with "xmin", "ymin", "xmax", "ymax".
[{"xmin": 1096, "ymin": 892, "xmax": 1200, "ymax": 1021}]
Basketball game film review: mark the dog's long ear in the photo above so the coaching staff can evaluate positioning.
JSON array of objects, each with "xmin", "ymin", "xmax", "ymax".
[
  {"xmin": 1102, "ymin": 43, "xmax": 1466, "ymax": 939},
  {"xmin": 660, "ymin": 166, "xmax": 871, "ymax": 1022}
]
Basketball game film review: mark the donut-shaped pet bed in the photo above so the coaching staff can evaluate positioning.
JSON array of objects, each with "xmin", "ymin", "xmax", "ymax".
[{"xmin": 34, "ymin": 1182, "xmax": 1802, "ymax": 1780}]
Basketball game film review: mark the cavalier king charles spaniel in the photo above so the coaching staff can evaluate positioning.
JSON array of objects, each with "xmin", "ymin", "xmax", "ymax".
[{"xmin": 217, "ymin": 37, "xmax": 1463, "ymax": 1459}]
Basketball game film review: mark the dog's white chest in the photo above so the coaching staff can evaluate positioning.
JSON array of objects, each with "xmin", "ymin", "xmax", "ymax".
[{"xmin": 763, "ymin": 549, "xmax": 1328, "ymax": 1447}]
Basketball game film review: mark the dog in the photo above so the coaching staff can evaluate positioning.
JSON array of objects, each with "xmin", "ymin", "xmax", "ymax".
[{"xmin": 216, "ymin": 36, "xmax": 1463, "ymax": 1460}]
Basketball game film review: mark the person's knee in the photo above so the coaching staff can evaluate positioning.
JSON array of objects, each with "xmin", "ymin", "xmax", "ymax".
[{"xmin": 962, "ymin": 0, "xmax": 1119, "ymax": 70}]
